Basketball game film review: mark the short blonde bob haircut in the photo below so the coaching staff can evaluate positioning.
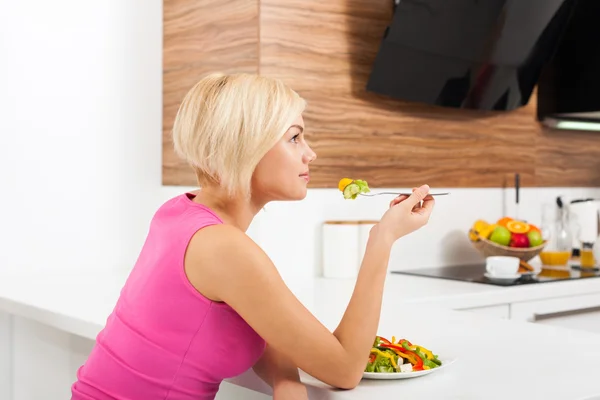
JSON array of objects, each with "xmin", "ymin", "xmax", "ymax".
[{"xmin": 172, "ymin": 72, "xmax": 306, "ymax": 198}]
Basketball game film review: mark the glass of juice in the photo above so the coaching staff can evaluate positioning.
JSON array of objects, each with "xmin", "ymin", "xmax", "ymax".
[
  {"xmin": 539, "ymin": 250, "xmax": 571, "ymax": 266},
  {"xmin": 580, "ymin": 242, "xmax": 597, "ymax": 269},
  {"xmin": 539, "ymin": 203, "xmax": 573, "ymax": 266}
]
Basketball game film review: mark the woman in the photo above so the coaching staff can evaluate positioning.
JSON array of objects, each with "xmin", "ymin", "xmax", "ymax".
[{"xmin": 71, "ymin": 73, "xmax": 434, "ymax": 400}]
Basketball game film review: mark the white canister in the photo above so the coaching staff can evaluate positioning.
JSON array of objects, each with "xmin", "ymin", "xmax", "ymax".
[
  {"xmin": 357, "ymin": 220, "xmax": 378, "ymax": 264},
  {"xmin": 322, "ymin": 221, "xmax": 360, "ymax": 279}
]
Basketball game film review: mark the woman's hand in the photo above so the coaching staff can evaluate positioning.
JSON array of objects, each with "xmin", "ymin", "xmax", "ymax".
[{"xmin": 376, "ymin": 184, "xmax": 434, "ymax": 243}]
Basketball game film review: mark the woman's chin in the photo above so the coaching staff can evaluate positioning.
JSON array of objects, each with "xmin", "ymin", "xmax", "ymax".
[
  {"xmin": 285, "ymin": 191, "xmax": 307, "ymax": 201},
  {"xmin": 288, "ymin": 186, "xmax": 308, "ymax": 201}
]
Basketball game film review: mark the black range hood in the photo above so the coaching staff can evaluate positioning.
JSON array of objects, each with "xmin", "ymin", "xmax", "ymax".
[
  {"xmin": 537, "ymin": 0, "xmax": 600, "ymax": 131},
  {"xmin": 366, "ymin": 0, "xmax": 600, "ymax": 131}
]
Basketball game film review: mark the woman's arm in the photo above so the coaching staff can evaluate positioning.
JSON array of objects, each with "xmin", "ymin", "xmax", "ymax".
[
  {"xmin": 252, "ymin": 345, "xmax": 307, "ymax": 400},
  {"xmin": 186, "ymin": 224, "xmax": 389, "ymax": 389},
  {"xmin": 186, "ymin": 187, "xmax": 433, "ymax": 389}
]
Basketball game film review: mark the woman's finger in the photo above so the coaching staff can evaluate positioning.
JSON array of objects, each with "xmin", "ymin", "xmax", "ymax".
[
  {"xmin": 421, "ymin": 196, "xmax": 435, "ymax": 211},
  {"xmin": 389, "ymin": 194, "xmax": 409, "ymax": 207},
  {"xmin": 392, "ymin": 195, "xmax": 409, "ymax": 206}
]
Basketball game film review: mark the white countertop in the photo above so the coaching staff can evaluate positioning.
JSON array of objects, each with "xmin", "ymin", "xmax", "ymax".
[
  {"xmin": 228, "ymin": 303, "xmax": 600, "ymax": 400},
  {"xmin": 2, "ymin": 268, "xmax": 600, "ymax": 399},
  {"xmin": 316, "ymin": 271, "xmax": 600, "ymax": 311}
]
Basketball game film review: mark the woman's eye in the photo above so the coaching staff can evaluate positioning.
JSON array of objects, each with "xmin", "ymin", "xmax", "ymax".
[{"xmin": 290, "ymin": 134, "xmax": 300, "ymax": 143}]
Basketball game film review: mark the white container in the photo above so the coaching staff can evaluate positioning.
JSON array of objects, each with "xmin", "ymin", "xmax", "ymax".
[
  {"xmin": 322, "ymin": 221, "xmax": 360, "ymax": 279},
  {"xmin": 357, "ymin": 220, "xmax": 378, "ymax": 263}
]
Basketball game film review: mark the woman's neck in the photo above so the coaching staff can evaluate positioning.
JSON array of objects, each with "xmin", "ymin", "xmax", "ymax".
[{"xmin": 190, "ymin": 187, "xmax": 265, "ymax": 232}]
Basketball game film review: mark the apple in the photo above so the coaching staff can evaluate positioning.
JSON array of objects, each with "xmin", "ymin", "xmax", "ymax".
[
  {"xmin": 490, "ymin": 226, "xmax": 511, "ymax": 246},
  {"xmin": 527, "ymin": 230, "xmax": 543, "ymax": 247},
  {"xmin": 510, "ymin": 233, "xmax": 530, "ymax": 248}
]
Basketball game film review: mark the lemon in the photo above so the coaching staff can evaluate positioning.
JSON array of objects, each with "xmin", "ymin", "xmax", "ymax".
[
  {"xmin": 338, "ymin": 178, "xmax": 353, "ymax": 192},
  {"xmin": 479, "ymin": 224, "xmax": 498, "ymax": 239},
  {"xmin": 473, "ymin": 220, "xmax": 490, "ymax": 233}
]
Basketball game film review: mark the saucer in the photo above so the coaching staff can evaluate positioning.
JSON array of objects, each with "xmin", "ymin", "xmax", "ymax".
[
  {"xmin": 484, "ymin": 272, "xmax": 521, "ymax": 284},
  {"xmin": 519, "ymin": 269, "xmax": 542, "ymax": 277}
]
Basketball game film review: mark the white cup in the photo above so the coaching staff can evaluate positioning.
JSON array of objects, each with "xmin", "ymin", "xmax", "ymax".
[{"xmin": 486, "ymin": 256, "xmax": 520, "ymax": 277}]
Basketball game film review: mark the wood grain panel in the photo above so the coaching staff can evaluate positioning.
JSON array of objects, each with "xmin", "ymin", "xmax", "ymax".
[
  {"xmin": 535, "ymin": 129, "xmax": 600, "ymax": 187},
  {"xmin": 163, "ymin": 0, "xmax": 600, "ymax": 188},
  {"xmin": 162, "ymin": 0, "xmax": 258, "ymax": 185},
  {"xmin": 260, "ymin": 0, "xmax": 539, "ymax": 189}
]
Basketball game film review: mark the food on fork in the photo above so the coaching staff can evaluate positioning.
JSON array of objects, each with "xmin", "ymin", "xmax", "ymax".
[{"xmin": 338, "ymin": 178, "xmax": 370, "ymax": 200}]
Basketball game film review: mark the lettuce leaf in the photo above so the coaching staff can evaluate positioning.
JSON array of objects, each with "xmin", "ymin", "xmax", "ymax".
[
  {"xmin": 353, "ymin": 180, "xmax": 370, "ymax": 193},
  {"xmin": 365, "ymin": 351, "xmax": 398, "ymax": 373}
]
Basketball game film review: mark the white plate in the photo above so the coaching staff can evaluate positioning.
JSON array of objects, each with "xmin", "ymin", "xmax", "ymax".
[
  {"xmin": 362, "ymin": 357, "xmax": 457, "ymax": 380},
  {"xmin": 484, "ymin": 272, "xmax": 520, "ymax": 284}
]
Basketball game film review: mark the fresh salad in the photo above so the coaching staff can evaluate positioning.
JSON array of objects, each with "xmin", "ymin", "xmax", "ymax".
[
  {"xmin": 365, "ymin": 336, "xmax": 443, "ymax": 373},
  {"xmin": 338, "ymin": 178, "xmax": 370, "ymax": 200}
]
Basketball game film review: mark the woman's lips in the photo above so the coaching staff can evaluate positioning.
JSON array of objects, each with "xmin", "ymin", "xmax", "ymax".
[{"xmin": 299, "ymin": 173, "xmax": 310, "ymax": 182}]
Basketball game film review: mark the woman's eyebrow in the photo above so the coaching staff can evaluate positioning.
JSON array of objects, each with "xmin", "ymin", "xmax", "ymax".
[{"xmin": 289, "ymin": 124, "xmax": 304, "ymax": 133}]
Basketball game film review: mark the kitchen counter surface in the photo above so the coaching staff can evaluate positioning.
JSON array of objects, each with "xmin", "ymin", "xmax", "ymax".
[
  {"xmin": 316, "ymin": 269, "xmax": 600, "ymax": 311},
  {"xmin": 2, "ymin": 268, "xmax": 600, "ymax": 399},
  {"xmin": 231, "ymin": 305, "xmax": 600, "ymax": 400}
]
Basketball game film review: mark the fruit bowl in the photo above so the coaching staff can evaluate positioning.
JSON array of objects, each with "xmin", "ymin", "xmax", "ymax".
[
  {"xmin": 469, "ymin": 229, "xmax": 547, "ymax": 262},
  {"xmin": 468, "ymin": 218, "xmax": 547, "ymax": 262}
]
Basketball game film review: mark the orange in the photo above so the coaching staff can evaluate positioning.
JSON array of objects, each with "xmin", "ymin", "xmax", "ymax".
[
  {"xmin": 338, "ymin": 178, "xmax": 353, "ymax": 192},
  {"xmin": 529, "ymin": 224, "xmax": 541, "ymax": 232},
  {"xmin": 506, "ymin": 220, "xmax": 530, "ymax": 234},
  {"xmin": 496, "ymin": 217, "xmax": 513, "ymax": 227}
]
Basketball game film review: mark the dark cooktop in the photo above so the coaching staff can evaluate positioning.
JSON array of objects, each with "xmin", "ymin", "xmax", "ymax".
[{"xmin": 391, "ymin": 264, "xmax": 600, "ymax": 287}]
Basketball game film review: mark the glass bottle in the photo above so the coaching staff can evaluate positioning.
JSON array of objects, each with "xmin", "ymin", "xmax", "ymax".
[{"xmin": 539, "ymin": 201, "xmax": 572, "ymax": 266}]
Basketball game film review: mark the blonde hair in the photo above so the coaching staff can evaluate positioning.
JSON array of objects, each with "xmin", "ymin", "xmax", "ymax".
[{"xmin": 172, "ymin": 72, "xmax": 306, "ymax": 198}]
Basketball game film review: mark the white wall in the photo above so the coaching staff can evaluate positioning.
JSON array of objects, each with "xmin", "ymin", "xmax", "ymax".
[{"xmin": 0, "ymin": 0, "xmax": 163, "ymax": 273}]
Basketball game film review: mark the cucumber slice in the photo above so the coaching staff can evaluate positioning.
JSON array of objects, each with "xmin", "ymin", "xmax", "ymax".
[{"xmin": 343, "ymin": 183, "xmax": 360, "ymax": 199}]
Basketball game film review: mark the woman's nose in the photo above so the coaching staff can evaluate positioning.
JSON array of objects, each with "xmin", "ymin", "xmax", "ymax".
[{"xmin": 304, "ymin": 147, "xmax": 317, "ymax": 163}]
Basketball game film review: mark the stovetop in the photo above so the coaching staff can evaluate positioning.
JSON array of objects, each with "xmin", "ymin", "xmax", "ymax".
[{"xmin": 391, "ymin": 264, "xmax": 600, "ymax": 287}]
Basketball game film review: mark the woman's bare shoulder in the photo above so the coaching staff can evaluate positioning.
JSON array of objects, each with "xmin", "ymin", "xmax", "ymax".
[{"xmin": 184, "ymin": 223, "xmax": 269, "ymax": 301}]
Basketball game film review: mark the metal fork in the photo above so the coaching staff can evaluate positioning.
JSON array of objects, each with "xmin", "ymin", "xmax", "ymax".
[{"xmin": 359, "ymin": 192, "xmax": 451, "ymax": 197}]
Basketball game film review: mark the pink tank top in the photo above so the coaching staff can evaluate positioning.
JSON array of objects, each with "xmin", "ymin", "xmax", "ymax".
[{"xmin": 71, "ymin": 193, "xmax": 266, "ymax": 400}]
